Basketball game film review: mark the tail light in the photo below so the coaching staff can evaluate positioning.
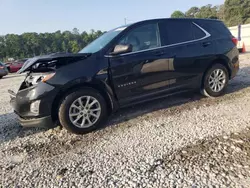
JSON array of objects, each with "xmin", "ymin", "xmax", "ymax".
[
  {"xmin": 232, "ymin": 36, "xmax": 238, "ymax": 46},
  {"xmin": 0, "ymin": 66, "xmax": 4, "ymax": 69}
]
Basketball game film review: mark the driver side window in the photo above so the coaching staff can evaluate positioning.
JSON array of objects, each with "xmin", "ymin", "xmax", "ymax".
[{"xmin": 118, "ymin": 23, "xmax": 161, "ymax": 53}]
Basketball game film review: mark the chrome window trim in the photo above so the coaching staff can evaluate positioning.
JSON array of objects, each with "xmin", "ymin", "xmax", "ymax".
[{"xmin": 105, "ymin": 22, "xmax": 211, "ymax": 57}]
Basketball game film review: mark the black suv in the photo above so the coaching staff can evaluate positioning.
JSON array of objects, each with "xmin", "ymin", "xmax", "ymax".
[{"xmin": 9, "ymin": 18, "xmax": 239, "ymax": 134}]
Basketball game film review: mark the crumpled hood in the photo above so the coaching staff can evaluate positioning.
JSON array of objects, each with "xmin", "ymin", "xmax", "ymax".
[{"xmin": 18, "ymin": 52, "xmax": 91, "ymax": 73}]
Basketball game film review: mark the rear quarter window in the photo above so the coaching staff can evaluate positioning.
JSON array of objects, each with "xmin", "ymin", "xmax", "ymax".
[
  {"xmin": 192, "ymin": 23, "xmax": 206, "ymax": 39},
  {"xmin": 196, "ymin": 21, "xmax": 232, "ymax": 39}
]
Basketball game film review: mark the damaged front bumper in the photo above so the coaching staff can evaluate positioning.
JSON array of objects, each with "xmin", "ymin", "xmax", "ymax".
[
  {"xmin": 17, "ymin": 115, "xmax": 53, "ymax": 128},
  {"xmin": 9, "ymin": 52, "xmax": 91, "ymax": 128},
  {"xmin": 9, "ymin": 82, "xmax": 58, "ymax": 128}
]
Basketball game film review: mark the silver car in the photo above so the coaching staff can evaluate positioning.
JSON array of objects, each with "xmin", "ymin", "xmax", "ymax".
[{"xmin": 0, "ymin": 61, "xmax": 8, "ymax": 79}]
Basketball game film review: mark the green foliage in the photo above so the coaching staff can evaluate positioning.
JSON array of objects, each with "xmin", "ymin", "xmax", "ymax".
[
  {"xmin": 184, "ymin": 4, "xmax": 220, "ymax": 19},
  {"xmin": 195, "ymin": 4, "xmax": 219, "ymax": 19},
  {"xmin": 0, "ymin": 29, "xmax": 104, "ymax": 61},
  {"xmin": 217, "ymin": 5, "xmax": 225, "ymax": 20},
  {"xmin": 2, "ymin": 1, "xmax": 250, "ymax": 61},
  {"xmin": 172, "ymin": 0, "xmax": 250, "ymax": 27},
  {"xmin": 185, "ymin": 7, "xmax": 200, "ymax": 18},
  {"xmin": 224, "ymin": 0, "xmax": 250, "ymax": 26},
  {"xmin": 171, "ymin": 11, "xmax": 186, "ymax": 18}
]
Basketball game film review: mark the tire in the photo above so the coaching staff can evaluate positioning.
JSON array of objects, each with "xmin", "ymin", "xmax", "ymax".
[
  {"xmin": 58, "ymin": 88, "xmax": 108, "ymax": 134},
  {"xmin": 201, "ymin": 64, "xmax": 229, "ymax": 97},
  {"xmin": 0, "ymin": 76, "xmax": 3, "ymax": 79}
]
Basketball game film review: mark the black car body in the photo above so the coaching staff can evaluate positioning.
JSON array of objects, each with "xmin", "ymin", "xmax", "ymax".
[{"xmin": 10, "ymin": 18, "xmax": 239, "ymax": 134}]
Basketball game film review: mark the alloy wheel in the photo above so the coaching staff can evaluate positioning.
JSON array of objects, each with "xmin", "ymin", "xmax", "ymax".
[
  {"xmin": 208, "ymin": 69, "xmax": 226, "ymax": 93},
  {"xmin": 69, "ymin": 96, "xmax": 101, "ymax": 128}
]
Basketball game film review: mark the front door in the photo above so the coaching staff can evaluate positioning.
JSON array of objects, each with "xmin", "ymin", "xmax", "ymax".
[{"xmin": 108, "ymin": 22, "xmax": 176, "ymax": 105}]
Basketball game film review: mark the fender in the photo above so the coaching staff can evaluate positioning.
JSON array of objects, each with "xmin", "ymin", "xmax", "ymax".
[{"xmin": 54, "ymin": 74, "xmax": 119, "ymax": 112}]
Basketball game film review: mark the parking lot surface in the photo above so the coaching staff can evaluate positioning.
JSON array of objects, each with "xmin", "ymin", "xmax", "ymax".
[{"xmin": 1, "ymin": 54, "xmax": 250, "ymax": 187}]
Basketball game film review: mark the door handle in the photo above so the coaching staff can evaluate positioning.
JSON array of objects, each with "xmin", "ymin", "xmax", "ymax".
[
  {"xmin": 154, "ymin": 51, "xmax": 164, "ymax": 56},
  {"xmin": 202, "ymin": 42, "xmax": 211, "ymax": 47}
]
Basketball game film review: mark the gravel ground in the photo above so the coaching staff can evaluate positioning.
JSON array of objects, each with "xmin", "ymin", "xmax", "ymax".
[{"xmin": 1, "ymin": 54, "xmax": 250, "ymax": 187}]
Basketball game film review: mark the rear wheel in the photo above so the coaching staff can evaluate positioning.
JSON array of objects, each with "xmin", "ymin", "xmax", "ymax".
[
  {"xmin": 58, "ymin": 88, "xmax": 108, "ymax": 134},
  {"xmin": 201, "ymin": 64, "xmax": 229, "ymax": 97},
  {"xmin": 0, "ymin": 76, "xmax": 2, "ymax": 79}
]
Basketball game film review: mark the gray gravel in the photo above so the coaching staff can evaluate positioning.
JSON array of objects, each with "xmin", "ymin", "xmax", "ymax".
[{"xmin": 1, "ymin": 54, "xmax": 250, "ymax": 187}]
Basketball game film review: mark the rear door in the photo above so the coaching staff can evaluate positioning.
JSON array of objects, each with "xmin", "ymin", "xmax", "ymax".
[
  {"xmin": 158, "ymin": 19, "xmax": 215, "ymax": 91},
  {"xmin": 195, "ymin": 20, "xmax": 235, "ymax": 53}
]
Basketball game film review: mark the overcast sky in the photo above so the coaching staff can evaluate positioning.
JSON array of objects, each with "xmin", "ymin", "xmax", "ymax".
[{"xmin": 0, "ymin": 0, "xmax": 224, "ymax": 35}]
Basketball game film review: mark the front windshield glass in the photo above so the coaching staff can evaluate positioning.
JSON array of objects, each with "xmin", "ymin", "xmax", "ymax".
[{"xmin": 79, "ymin": 26, "xmax": 127, "ymax": 54}]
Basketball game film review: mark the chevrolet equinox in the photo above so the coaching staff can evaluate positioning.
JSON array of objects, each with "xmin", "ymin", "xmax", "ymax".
[{"xmin": 9, "ymin": 18, "xmax": 239, "ymax": 134}]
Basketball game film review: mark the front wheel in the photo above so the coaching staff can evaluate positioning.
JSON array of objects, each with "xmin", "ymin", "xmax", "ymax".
[
  {"xmin": 201, "ymin": 64, "xmax": 229, "ymax": 97},
  {"xmin": 58, "ymin": 88, "xmax": 108, "ymax": 134}
]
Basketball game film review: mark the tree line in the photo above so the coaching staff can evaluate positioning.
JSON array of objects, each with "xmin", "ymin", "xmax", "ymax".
[
  {"xmin": 0, "ymin": 28, "xmax": 104, "ymax": 61},
  {"xmin": 1, "ymin": 0, "xmax": 250, "ymax": 61},
  {"xmin": 171, "ymin": 0, "xmax": 250, "ymax": 27}
]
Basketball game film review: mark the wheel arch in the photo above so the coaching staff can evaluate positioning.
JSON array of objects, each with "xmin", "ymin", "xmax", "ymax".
[
  {"xmin": 201, "ymin": 58, "xmax": 231, "ymax": 89},
  {"xmin": 51, "ymin": 80, "xmax": 117, "ymax": 122}
]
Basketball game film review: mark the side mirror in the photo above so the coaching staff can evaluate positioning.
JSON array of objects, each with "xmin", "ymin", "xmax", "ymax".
[{"xmin": 110, "ymin": 44, "xmax": 132, "ymax": 55}]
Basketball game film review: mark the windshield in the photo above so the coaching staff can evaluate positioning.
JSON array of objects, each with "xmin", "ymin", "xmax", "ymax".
[{"xmin": 79, "ymin": 27, "xmax": 127, "ymax": 54}]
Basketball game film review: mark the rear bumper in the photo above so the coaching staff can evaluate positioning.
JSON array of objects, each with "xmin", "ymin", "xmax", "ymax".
[
  {"xmin": 231, "ymin": 59, "xmax": 239, "ymax": 79},
  {"xmin": 18, "ymin": 115, "xmax": 54, "ymax": 128}
]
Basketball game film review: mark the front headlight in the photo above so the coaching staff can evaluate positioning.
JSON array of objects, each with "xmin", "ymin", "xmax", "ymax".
[{"xmin": 42, "ymin": 73, "xmax": 55, "ymax": 83}]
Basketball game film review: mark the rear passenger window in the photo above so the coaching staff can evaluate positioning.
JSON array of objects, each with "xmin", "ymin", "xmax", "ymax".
[
  {"xmin": 159, "ymin": 20, "xmax": 207, "ymax": 46},
  {"xmin": 159, "ymin": 20, "xmax": 193, "ymax": 45}
]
